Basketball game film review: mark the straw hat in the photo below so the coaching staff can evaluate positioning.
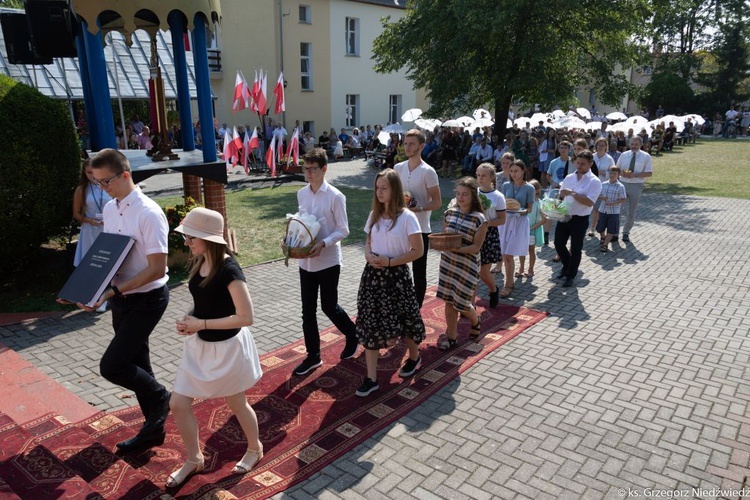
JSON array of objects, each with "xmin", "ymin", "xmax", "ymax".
[{"xmin": 175, "ymin": 207, "xmax": 227, "ymax": 244}]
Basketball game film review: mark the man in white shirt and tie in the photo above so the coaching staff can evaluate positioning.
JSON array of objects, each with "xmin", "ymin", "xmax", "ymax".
[
  {"xmin": 615, "ymin": 135, "xmax": 653, "ymax": 242},
  {"xmin": 555, "ymin": 150, "xmax": 603, "ymax": 287}
]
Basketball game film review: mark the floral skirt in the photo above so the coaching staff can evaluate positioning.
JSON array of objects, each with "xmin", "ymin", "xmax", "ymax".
[
  {"xmin": 356, "ymin": 264, "xmax": 425, "ymax": 350},
  {"xmin": 480, "ymin": 226, "xmax": 501, "ymax": 265}
]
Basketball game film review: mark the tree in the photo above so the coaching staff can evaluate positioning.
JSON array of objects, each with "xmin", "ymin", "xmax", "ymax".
[
  {"xmin": 641, "ymin": 70, "xmax": 695, "ymax": 114},
  {"xmin": 372, "ymin": 0, "xmax": 649, "ymax": 136},
  {"xmin": 712, "ymin": 1, "xmax": 750, "ymax": 109}
]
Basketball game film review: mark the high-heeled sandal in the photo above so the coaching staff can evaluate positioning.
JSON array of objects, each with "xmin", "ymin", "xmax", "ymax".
[
  {"xmin": 232, "ymin": 445, "xmax": 264, "ymax": 474},
  {"xmin": 438, "ymin": 334, "xmax": 457, "ymax": 351},
  {"xmin": 166, "ymin": 457, "xmax": 205, "ymax": 488},
  {"xmin": 469, "ymin": 317, "xmax": 482, "ymax": 340}
]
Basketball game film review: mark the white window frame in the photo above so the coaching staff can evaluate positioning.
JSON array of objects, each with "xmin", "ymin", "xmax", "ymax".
[
  {"xmin": 300, "ymin": 42, "xmax": 312, "ymax": 91},
  {"xmin": 389, "ymin": 95, "xmax": 402, "ymax": 124},
  {"xmin": 299, "ymin": 5, "xmax": 311, "ymax": 24},
  {"xmin": 345, "ymin": 17, "xmax": 359, "ymax": 56},
  {"xmin": 346, "ymin": 94, "xmax": 359, "ymax": 127}
]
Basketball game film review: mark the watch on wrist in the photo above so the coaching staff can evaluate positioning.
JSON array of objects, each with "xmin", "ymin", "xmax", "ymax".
[{"xmin": 111, "ymin": 285, "xmax": 123, "ymax": 297}]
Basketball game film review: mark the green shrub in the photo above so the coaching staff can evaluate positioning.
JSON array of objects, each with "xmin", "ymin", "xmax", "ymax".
[{"xmin": 0, "ymin": 75, "xmax": 81, "ymax": 280}]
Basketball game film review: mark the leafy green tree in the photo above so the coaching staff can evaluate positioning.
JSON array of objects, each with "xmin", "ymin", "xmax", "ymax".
[
  {"xmin": 641, "ymin": 70, "xmax": 695, "ymax": 114},
  {"xmin": 372, "ymin": 0, "xmax": 649, "ymax": 134}
]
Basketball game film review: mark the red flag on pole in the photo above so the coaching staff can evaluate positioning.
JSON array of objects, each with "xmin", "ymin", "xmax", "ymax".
[
  {"xmin": 250, "ymin": 70, "xmax": 260, "ymax": 113},
  {"xmin": 233, "ymin": 71, "xmax": 249, "ymax": 112},
  {"xmin": 222, "ymin": 131, "xmax": 232, "ymax": 171},
  {"xmin": 286, "ymin": 129, "xmax": 299, "ymax": 166},
  {"xmin": 257, "ymin": 69, "xmax": 268, "ymax": 116},
  {"xmin": 274, "ymin": 71, "xmax": 285, "ymax": 114},
  {"xmin": 248, "ymin": 127, "xmax": 260, "ymax": 149},
  {"xmin": 265, "ymin": 135, "xmax": 277, "ymax": 177}
]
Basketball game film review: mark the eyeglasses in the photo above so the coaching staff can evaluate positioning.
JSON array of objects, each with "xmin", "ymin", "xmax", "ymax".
[
  {"xmin": 182, "ymin": 234, "xmax": 194, "ymax": 243},
  {"xmin": 92, "ymin": 172, "xmax": 122, "ymax": 187}
]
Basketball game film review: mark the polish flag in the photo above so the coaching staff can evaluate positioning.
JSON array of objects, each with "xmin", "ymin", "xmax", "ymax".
[
  {"xmin": 232, "ymin": 126, "xmax": 243, "ymax": 153},
  {"xmin": 232, "ymin": 71, "xmax": 249, "ymax": 113},
  {"xmin": 286, "ymin": 129, "xmax": 299, "ymax": 166},
  {"xmin": 250, "ymin": 70, "xmax": 260, "ymax": 113},
  {"xmin": 242, "ymin": 128, "xmax": 260, "ymax": 172},
  {"xmin": 222, "ymin": 131, "xmax": 233, "ymax": 170},
  {"xmin": 265, "ymin": 135, "xmax": 277, "ymax": 177},
  {"xmin": 257, "ymin": 69, "xmax": 268, "ymax": 115},
  {"xmin": 274, "ymin": 71, "xmax": 285, "ymax": 114}
]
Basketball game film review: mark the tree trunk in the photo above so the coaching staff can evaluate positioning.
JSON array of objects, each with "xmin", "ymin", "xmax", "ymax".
[{"xmin": 493, "ymin": 94, "xmax": 513, "ymax": 140}]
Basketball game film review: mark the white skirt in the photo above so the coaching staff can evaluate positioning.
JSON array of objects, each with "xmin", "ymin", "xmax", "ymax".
[
  {"xmin": 173, "ymin": 327, "xmax": 263, "ymax": 399},
  {"xmin": 499, "ymin": 213, "xmax": 530, "ymax": 256}
]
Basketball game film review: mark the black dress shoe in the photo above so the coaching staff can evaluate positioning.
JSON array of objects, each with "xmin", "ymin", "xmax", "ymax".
[
  {"xmin": 622, "ymin": 234, "xmax": 630, "ymax": 242},
  {"xmin": 116, "ymin": 429, "xmax": 166, "ymax": 452},
  {"xmin": 562, "ymin": 277, "xmax": 575, "ymax": 288}
]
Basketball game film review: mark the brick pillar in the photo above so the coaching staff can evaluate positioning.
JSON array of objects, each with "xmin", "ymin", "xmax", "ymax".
[
  {"xmin": 204, "ymin": 179, "xmax": 228, "ymax": 241},
  {"xmin": 182, "ymin": 173, "xmax": 203, "ymax": 205}
]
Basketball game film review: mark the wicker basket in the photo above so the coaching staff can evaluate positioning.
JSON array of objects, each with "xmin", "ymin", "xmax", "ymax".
[
  {"xmin": 429, "ymin": 232, "xmax": 462, "ymax": 251},
  {"xmin": 282, "ymin": 217, "xmax": 316, "ymax": 262}
]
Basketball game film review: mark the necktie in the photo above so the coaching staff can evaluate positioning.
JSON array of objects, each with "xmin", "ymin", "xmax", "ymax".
[
  {"xmin": 629, "ymin": 152, "xmax": 636, "ymax": 173},
  {"xmin": 565, "ymin": 160, "xmax": 570, "ymax": 175}
]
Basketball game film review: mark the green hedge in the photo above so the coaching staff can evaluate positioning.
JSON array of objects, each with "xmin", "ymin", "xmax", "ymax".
[{"xmin": 0, "ymin": 75, "xmax": 80, "ymax": 279}]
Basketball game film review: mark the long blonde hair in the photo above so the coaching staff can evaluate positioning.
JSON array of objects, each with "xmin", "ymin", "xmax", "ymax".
[{"xmin": 370, "ymin": 168, "xmax": 405, "ymax": 231}]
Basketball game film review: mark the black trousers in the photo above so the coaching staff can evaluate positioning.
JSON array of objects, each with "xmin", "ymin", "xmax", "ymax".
[
  {"xmin": 411, "ymin": 233, "xmax": 430, "ymax": 308},
  {"xmin": 554, "ymin": 215, "xmax": 589, "ymax": 279},
  {"xmin": 299, "ymin": 265, "xmax": 356, "ymax": 357},
  {"xmin": 100, "ymin": 285, "xmax": 169, "ymax": 418}
]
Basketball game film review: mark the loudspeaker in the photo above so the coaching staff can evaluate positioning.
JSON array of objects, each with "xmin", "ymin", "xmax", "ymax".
[
  {"xmin": 24, "ymin": 0, "xmax": 76, "ymax": 58},
  {"xmin": 0, "ymin": 12, "xmax": 52, "ymax": 64}
]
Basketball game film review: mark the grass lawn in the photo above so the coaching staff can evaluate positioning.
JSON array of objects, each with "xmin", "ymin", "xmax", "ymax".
[{"xmin": 645, "ymin": 138, "xmax": 750, "ymax": 199}]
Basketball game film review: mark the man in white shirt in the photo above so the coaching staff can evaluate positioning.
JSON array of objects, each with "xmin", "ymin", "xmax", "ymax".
[
  {"xmin": 475, "ymin": 137, "xmax": 494, "ymax": 171},
  {"xmin": 554, "ymin": 150, "xmax": 602, "ymax": 287},
  {"xmin": 86, "ymin": 149, "xmax": 171, "ymax": 452},
  {"xmin": 396, "ymin": 129, "xmax": 442, "ymax": 307},
  {"xmin": 293, "ymin": 148, "xmax": 359, "ymax": 376},
  {"xmin": 615, "ymin": 135, "xmax": 653, "ymax": 241}
]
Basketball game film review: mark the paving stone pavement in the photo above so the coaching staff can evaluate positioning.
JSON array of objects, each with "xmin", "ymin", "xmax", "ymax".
[{"xmin": 2, "ymin": 157, "xmax": 750, "ymax": 499}]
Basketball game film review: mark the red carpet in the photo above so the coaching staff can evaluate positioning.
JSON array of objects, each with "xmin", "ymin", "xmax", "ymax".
[{"xmin": 0, "ymin": 289, "xmax": 547, "ymax": 499}]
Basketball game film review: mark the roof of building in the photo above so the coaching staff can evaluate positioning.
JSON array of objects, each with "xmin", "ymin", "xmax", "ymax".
[
  {"xmin": 0, "ymin": 8, "xmax": 212, "ymax": 101},
  {"xmin": 348, "ymin": 0, "xmax": 406, "ymax": 9}
]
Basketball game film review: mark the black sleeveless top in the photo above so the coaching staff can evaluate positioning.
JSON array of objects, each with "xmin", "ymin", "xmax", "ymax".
[{"xmin": 189, "ymin": 256, "xmax": 246, "ymax": 342}]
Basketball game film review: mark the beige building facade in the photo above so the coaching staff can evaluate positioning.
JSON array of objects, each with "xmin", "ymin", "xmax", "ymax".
[{"xmin": 211, "ymin": 0, "xmax": 427, "ymax": 135}]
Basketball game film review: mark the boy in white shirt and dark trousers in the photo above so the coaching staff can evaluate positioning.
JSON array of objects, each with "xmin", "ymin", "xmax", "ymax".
[
  {"xmin": 293, "ymin": 148, "xmax": 359, "ymax": 376},
  {"xmin": 597, "ymin": 167, "xmax": 627, "ymax": 252}
]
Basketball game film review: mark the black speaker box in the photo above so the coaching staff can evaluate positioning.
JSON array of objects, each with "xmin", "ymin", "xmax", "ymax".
[
  {"xmin": 0, "ymin": 12, "xmax": 52, "ymax": 64},
  {"xmin": 24, "ymin": 0, "xmax": 76, "ymax": 58}
]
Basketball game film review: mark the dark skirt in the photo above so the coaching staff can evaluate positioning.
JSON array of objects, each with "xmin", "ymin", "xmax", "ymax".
[
  {"xmin": 356, "ymin": 264, "xmax": 426, "ymax": 350},
  {"xmin": 480, "ymin": 226, "xmax": 501, "ymax": 265}
]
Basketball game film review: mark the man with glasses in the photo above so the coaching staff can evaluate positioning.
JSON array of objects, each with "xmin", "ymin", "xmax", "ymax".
[
  {"xmin": 292, "ymin": 148, "xmax": 359, "ymax": 376},
  {"xmin": 83, "ymin": 149, "xmax": 171, "ymax": 452}
]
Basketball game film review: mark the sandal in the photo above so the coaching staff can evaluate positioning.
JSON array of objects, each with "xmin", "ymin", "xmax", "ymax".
[
  {"xmin": 469, "ymin": 318, "xmax": 482, "ymax": 340},
  {"xmin": 233, "ymin": 445, "xmax": 264, "ymax": 474},
  {"xmin": 524, "ymin": 270, "xmax": 534, "ymax": 277},
  {"xmin": 499, "ymin": 285, "xmax": 513, "ymax": 298},
  {"xmin": 438, "ymin": 334, "xmax": 457, "ymax": 351},
  {"xmin": 166, "ymin": 457, "xmax": 205, "ymax": 488},
  {"xmin": 515, "ymin": 271, "xmax": 524, "ymax": 278},
  {"xmin": 490, "ymin": 266, "xmax": 503, "ymax": 274}
]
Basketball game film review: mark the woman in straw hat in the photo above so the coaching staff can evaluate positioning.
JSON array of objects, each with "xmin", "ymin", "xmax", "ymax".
[{"xmin": 167, "ymin": 207, "xmax": 263, "ymax": 488}]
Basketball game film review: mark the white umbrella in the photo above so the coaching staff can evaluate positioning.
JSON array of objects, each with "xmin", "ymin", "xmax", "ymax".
[
  {"xmin": 455, "ymin": 115, "xmax": 475, "ymax": 127},
  {"xmin": 472, "ymin": 108, "xmax": 492, "ymax": 121},
  {"xmin": 471, "ymin": 117, "xmax": 495, "ymax": 128},
  {"xmin": 576, "ymin": 107, "xmax": 592, "ymax": 119},
  {"xmin": 529, "ymin": 112, "xmax": 548, "ymax": 124},
  {"xmin": 514, "ymin": 117, "xmax": 533, "ymax": 128},
  {"xmin": 551, "ymin": 109, "xmax": 566, "ymax": 118},
  {"xmin": 608, "ymin": 122, "xmax": 630, "ymax": 133},
  {"xmin": 660, "ymin": 115, "xmax": 686, "ymax": 132},
  {"xmin": 625, "ymin": 115, "xmax": 648, "ymax": 126},
  {"xmin": 554, "ymin": 116, "xmax": 588, "ymax": 129},
  {"xmin": 606, "ymin": 111, "xmax": 628, "ymax": 121},
  {"xmin": 506, "ymin": 118, "xmax": 513, "ymax": 128},
  {"xmin": 383, "ymin": 123, "xmax": 407, "ymax": 133},
  {"xmin": 377, "ymin": 131, "xmax": 391, "ymax": 144},
  {"xmin": 682, "ymin": 113, "xmax": 705, "ymax": 125},
  {"xmin": 414, "ymin": 117, "xmax": 442, "ymax": 130},
  {"xmin": 586, "ymin": 121, "xmax": 602, "ymax": 130},
  {"xmin": 441, "ymin": 119, "xmax": 466, "ymax": 128},
  {"xmin": 401, "ymin": 108, "xmax": 422, "ymax": 122}
]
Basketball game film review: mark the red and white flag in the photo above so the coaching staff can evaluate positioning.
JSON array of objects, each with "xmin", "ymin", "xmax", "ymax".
[
  {"xmin": 274, "ymin": 71, "xmax": 285, "ymax": 114},
  {"xmin": 286, "ymin": 128, "xmax": 299, "ymax": 166},
  {"xmin": 257, "ymin": 69, "xmax": 268, "ymax": 116},
  {"xmin": 265, "ymin": 135, "xmax": 277, "ymax": 177},
  {"xmin": 222, "ymin": 130, "xmax": 233, "ymax": 170},
  {"xmin": 250, "ymin": 70, "xmax": 260, "ymax": 113},
  {"xmin": 232, "ymin": 126, "xmax": 243, "ymax": 154},
  {"xmin": 242, "ymin": 128, "xmax": 259, "ymax": 171},
  {"xmin": 232, "ymin": 71, "xmax": 249, "ymax": 113}
]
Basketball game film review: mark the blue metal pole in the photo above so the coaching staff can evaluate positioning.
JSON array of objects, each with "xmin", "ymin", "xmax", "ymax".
[
  {"xmin": 75, "ymin": 22, "xmax": 97, "ymax": 151},
  {"xmin": 168, "ymin": 12, "xmax": 195, "ymax": 151},
  {"xmin": 191, "ymin": 15, "xmax": 216, "ymax": 162},
  {"xmin": 82, "ymin": 20, "xmax": 116, "ymax": 150}
]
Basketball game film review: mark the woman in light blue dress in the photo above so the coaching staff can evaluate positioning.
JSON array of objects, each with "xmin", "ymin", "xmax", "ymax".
[{"xmin": 72, "ymin": 159, "xmax": 112, "ymax": 266}]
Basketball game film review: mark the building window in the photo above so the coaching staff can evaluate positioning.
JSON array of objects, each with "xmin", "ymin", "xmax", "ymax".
[
  {"xmin": 345, "ymin": 17, "xmax": 359, "ymax": 56},
  {"xmin": 389, "ymin": 95, "xmax": 402, "ymax": 124},
  {"xmin": 299, "ymin": 5, "xmax": 311, "ymax": 24},
  {"xmin": 300, "ymin": 42, "xmax": 312, "ymax": 90},
  {"xmin": 346, "ymin": 94, "xmax": 358, "ymax": 127},
  {"xmin": 303, "ymin": 121, "xmax": 314, "ymax": 135}
]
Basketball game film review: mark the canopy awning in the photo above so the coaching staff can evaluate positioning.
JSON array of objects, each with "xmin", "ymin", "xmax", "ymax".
[{"xmin": 0, "ymin": 8, "xmax": 215, "ymax": 101}]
